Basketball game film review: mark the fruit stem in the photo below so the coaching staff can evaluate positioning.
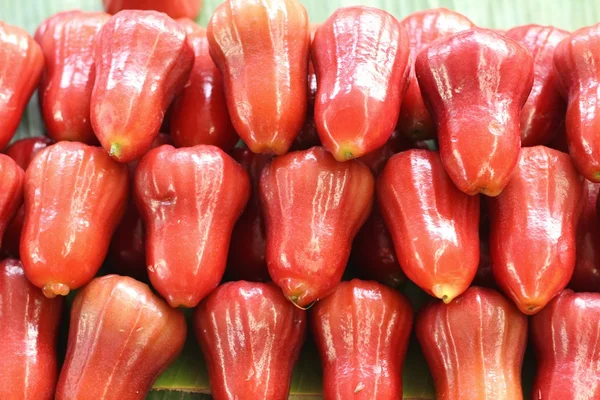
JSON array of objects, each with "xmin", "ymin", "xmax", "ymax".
[{"xmin": 110, "ymin": 142, "xmax": 122, "ymax": 159}]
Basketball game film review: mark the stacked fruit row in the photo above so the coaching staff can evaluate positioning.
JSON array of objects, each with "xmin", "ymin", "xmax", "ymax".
[{"xmin": 1, "ymin": 0, "xmax": 600, "ymax": 399}]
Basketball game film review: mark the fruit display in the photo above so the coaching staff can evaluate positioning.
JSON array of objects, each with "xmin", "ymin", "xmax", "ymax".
[
  {"xmin": 91, "ymin": 10, "xmax": 194, "ymax": 162},
  {"xmin": 55, "ymin": 275, "xmax": 186, "ymax": 399},
  {"xmin": 194, "ymin": 281, "xmax": 306, "ymax": 399},
  {"xmin": 398, "ymin": 8, "xmax": 474, "ymax": 141},
  {"xmin": 134, "ymin": 144, "xmax": 250, "ymax": 308},
  {"xmin": 207, "ymin": 0, "xmax": 310, "ymax": 155},
  {"xmin": 21, "ymin": 141, "xmax": 129, "ymax": 298},
  {"xmin": 416, "ymin": 28, "xmax": 534, "ymax": 197},
  {"xmin": 377, "ymin": 149, "xmax": 480, "ymax": 304},
  {"xmin": 416, "ymin": 287, "xmax": 528, "ymax": 399},
  {"xmin": 488, "ymin": 146, "xmax": 585, "ymax": 314},
  {"xmin": 312, "ymin": 6, "xmax": 410, "ymax": 161},
  {"xmin": 312, "ymin": 279, "xmax": 413, "ymax": 399},
  {"xmin": 36, "ymin": 10, "xmax": 109, "ymax": 144},
  {"xmin": 2, "ymin": 0, "xmax": 600, "ymax": 399}
]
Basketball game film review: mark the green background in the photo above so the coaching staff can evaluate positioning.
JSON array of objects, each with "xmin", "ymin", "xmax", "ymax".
[{"xmin": 2, "ymin": 0, "xmax": 598, "ymax": 398}]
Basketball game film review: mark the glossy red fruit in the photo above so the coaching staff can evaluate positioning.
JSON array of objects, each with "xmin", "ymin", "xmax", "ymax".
[
  {"xmin": 554, "ymin": 23, "xmax": 600, "ymax": 182},
  {"xmin": 312, "ymin": 6, "xmax": 411, "ymax": 161},
  {"xmin": 505, "ymin": 25, "xmax": 569, "ymax": 147},
  {"xmin": 0, "ymin": 154, "xmax": 25, "ymax": 249},
  {"xmin": 260, "ymin": 147, "xmax": 374, "ymax": 307},
  {"xmin": 171, "ymin": 28, "xmax": 237, "ymax": 152},
  {"xmin": 103, "ymin": 0, "xmax": 203, "ymax": 20},
  {"xmin": 569, "ymin": 180, "xmax": 600, "ymax": 291},
  {"xmin": 177, "ymin": 17, "xmax": 203, "ymax": 35},
  {"xmin": 21, "ymin": 142, "xmax": 129, "ymax": 298},
  {"xmin": 91, "ymin": 10, "xmax": 194, "ymax": 163},
  {"xmin": 377, "ymin": 149, "xmax": 480, "ymax": 303},
  {"xmin": 37, "ymin": 11, "xmax": 109, "ymax": 144},
  {"xmin": 0, "ymin": 259, "xmax": 63, "ymax": 400},
  {"xmin": 307, "ymin": 23, "xmax": 320, "ymax": 113},
  {"xmin": 358, "ymin": 130, "xmax": 424, "ymax": 176},
  {"xmin": 4, "ymin": 137, "xmax": 54, "ymax": 170},
  {"xmin": 416, "ymin": 287, "xmax": 527, "ymax": 400},
  {"xmin": 135, "ymin": 144, "xmax": 250, "ymax": 308},
  {"xmin": 55, "ymin": 275, "xmax": 186, "ymax": 400},
  {"xmin": 194, "ymin": 281, "xmax": 306, "ymax": 400},
  {"xmin": 34, "ymin": 10, "xmax": 81, "ymax": 44},
  {"xmin": 311, "ymin": 279, "xmax": 413, "ymax": 399},
  {"xmin": 532, "ymin": 290, "xmax": 600, "ymax": 399},
  {"xmin": 1, "ymin": 137, "xmax": 53, "ymax": 258},
  {"xmin": 351, "ymin": 131, "xmax": 419, "ymax": 288},
  {"xmin": 227, "ymin": 148, "xmax": 272, "ymax": 282},
  {"xmin": 416, "ymin": 28, "xmax": 534, "ymax": 196},
  {"xmin": 107, "ymin": 133, "xmax": 171, "ymax": 281},
  {"xmin": 0, "ymin": 22, "xmax": 44, "ymax": 150},
  {"xmin": 398, "ymin": 8, "xmax": 474, "ymax": 141},
  {"xmin": 488, "ymin": 146, "xmax": 585, "ymax": 314},
  {"xmin": 207, "ymin": 0, "xmax": 310, "ymax": 155}
]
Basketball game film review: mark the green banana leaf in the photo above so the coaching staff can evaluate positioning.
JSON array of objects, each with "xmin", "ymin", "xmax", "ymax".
[{"xmin": 3, "ymin": 0, "xmax": 600, "ymax": 398}]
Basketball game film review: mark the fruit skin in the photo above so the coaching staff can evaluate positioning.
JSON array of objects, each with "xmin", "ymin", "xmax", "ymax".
[
  {"xmin": 37, "ymin": 11, "xmax": 109, "ymax": 144},
  {"xmin": 55, "ymin": 275, "xmax": 186, "ymax": 400},
  {"xmin": 91, "ymin": 10, "xmax": 194, "ymax": 163},
  {"xmin": 170, "ymin": 28, "xmax": 237, "ymax": 152},
  {"xmin": 307, "ymin": 23, "xmax": 320, "ymax": 113},
  {"xmin": 194, "ymin": 281, "xmax": 306, "ymax": 400},
  {"xmin": 311, "ymin": 279, "xmax": 413, "ymax": 400},
  {"xmin": 226, "ymin": 148, "xmax": 273, "ymax": 282},
  {"xmin": 4, "ymin": 137, "xmax": 55, "ymax": 170},
  {"xmin": 107, "ymin": 133, "xmax": 171, "ymax": 281},
  {"xmin": 1, "ymin": 137, "xmax": 53, "ymax": 258},
  {"xmin": 207, "ymin": 0, "xmax": 310, "ymax": 155},
  {"xmin": 554, "ymin": 23, "xmax": 600, "ymax": 182},
  {"xmin": 377, "ymin": 149, "xmax": 480, "ymax": 303},
  {"xmin": 416, "ymin": 28, "xmax": 534, "ymax": 196},
  {"xmin": 20, "ymin": 141, "xmax": 129, "ymax": 298},
  {"xmin": 488, "ymin": 146, "xmax": 585, "ymax": 315},
  {"xmin": 531, "ymin": 290, "xmax": 600, "ymax": 399},
  {"xmin": 0, "ymin": 258, "xmax": 63, "ymax": 400},
  {"xmin": 357, "ymin": 130, "xmax": 425, "ymax": 176},
  {"xmin": 505, "ymin": 25, "xmax": 569, "ymax": 147},
  {"xmin": 260, "ymin": 147, "xmax": 374, "ymax": 307},
  {"xmin": 0, "ymin": 154, "xmax": 25, "ymax": 249},
  {"xmin": 312, "ymin": 6, "xmax": 410, "ymax": 161},
  {"xmin": 103, "ymin": 0, "xmax": 203, "ymax": 19},
  {"xmin": 417, "ymin": 287, "xmax": 527, "ymax": 400},
  {"xmin": 351, "ymin": 132, "xmax": 421, "ymax": 288},
  {"xmin": 569, "ymin": 180, "xmax": 600, "ymax": 291},
  {"xmin": 134, "ymin": 144, "xmax": 250, "ymax": 308},
  {"xmin": 34, "ymin": 10, "xmax": 82, "ymax": 43},
  {"xmin": 0, "ymin": 21, "xmax": 44, "ymax": 150},
  {"xmin": 177, "ymin": 17, "xmax": 203, "ymax": 35},
  {"xmin": 398, "ymin": 8, "xmax": 474, "ymax": 141}
]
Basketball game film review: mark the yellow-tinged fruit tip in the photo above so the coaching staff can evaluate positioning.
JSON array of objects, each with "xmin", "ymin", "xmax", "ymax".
[{"xmin": 42, "ymin": 282, "xmax": 70, "ymax": 299}]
